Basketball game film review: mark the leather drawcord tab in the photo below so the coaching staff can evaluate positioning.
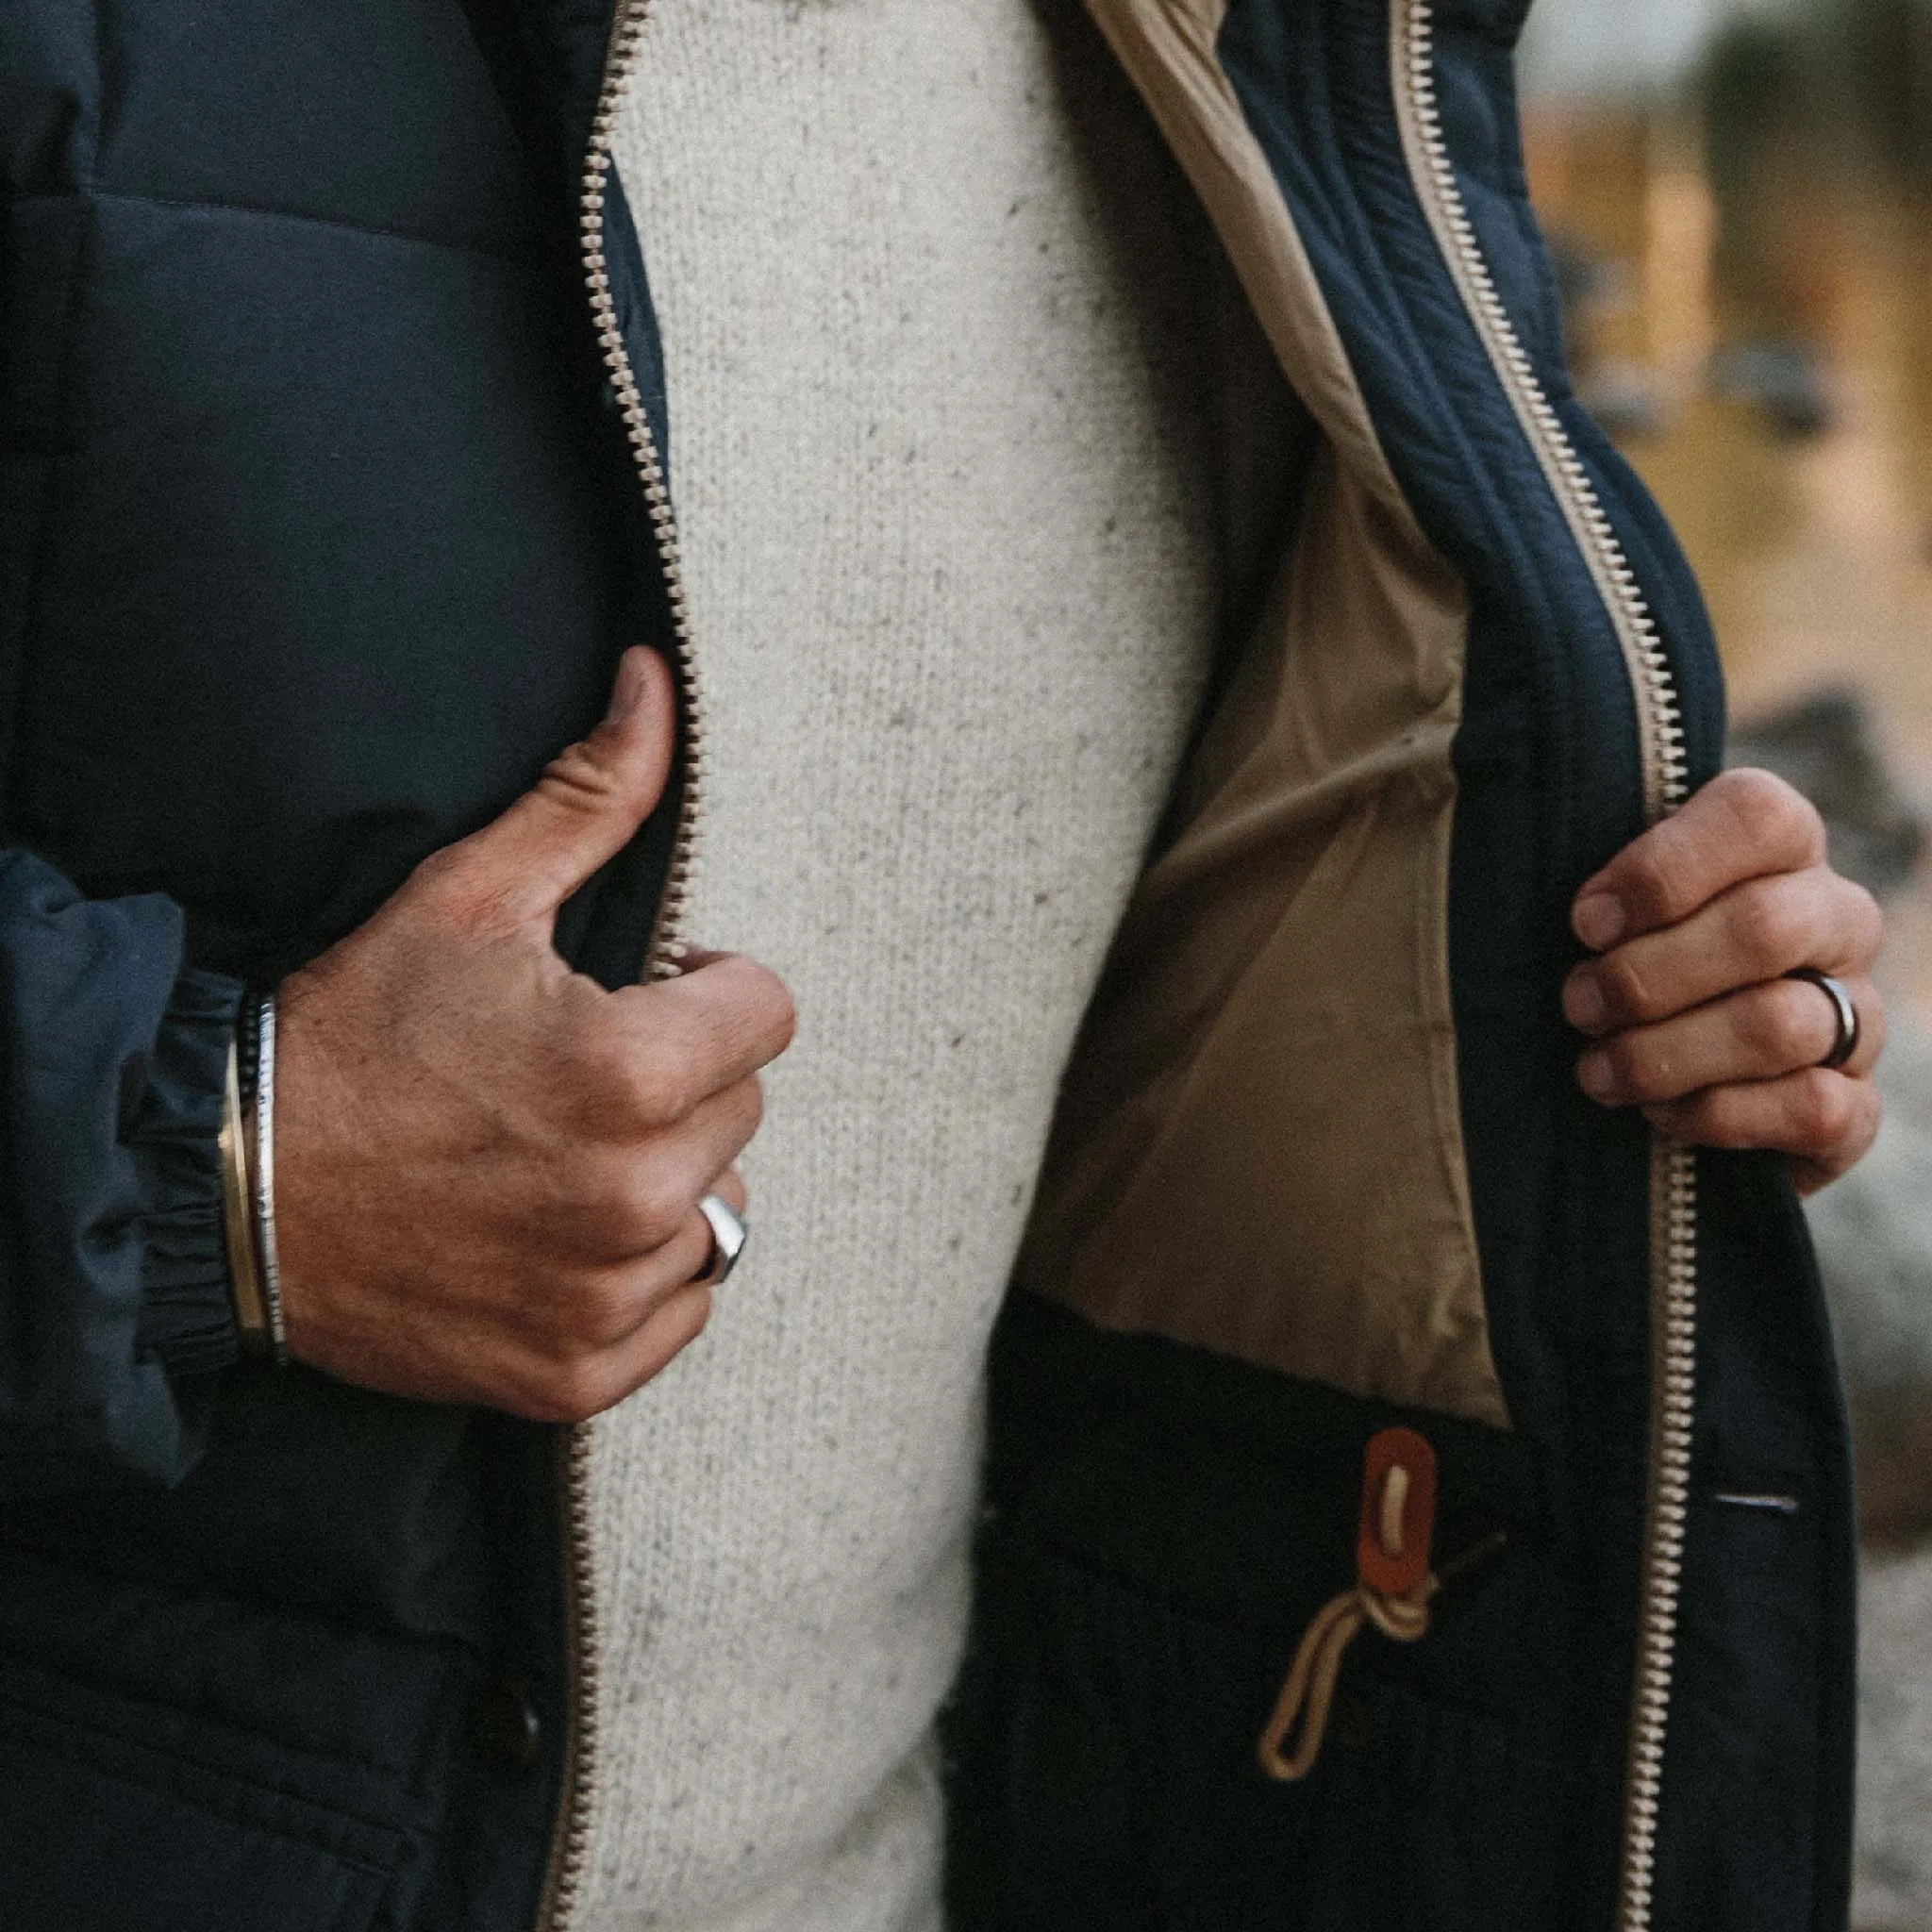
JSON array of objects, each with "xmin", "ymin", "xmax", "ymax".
[{"xmin": 1256, "ymin": 1426, "xmax": 1440, "ymax": 1783}]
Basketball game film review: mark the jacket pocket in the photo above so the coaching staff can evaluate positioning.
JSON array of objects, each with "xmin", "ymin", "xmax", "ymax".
[
  {"xmin": 958, "ymin": 1534, "xmax": 1577, "ymax": 1932},
  {"xmin": 954, "ymin": 1308, "xmax": 1581, "ymax": 1932},
  {"xmin": 0, "ymin": 1692, "xmax": 405, "ymax": 1932}
]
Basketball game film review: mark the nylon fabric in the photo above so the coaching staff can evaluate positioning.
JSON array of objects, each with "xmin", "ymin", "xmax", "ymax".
[
  {"xmin": 0, "ymin": 3, "xmax": 641, "ymax": 1925},
  {"xmin": 0, "ymin": 1, "xmax": 1863, "ymax": 1927},
  {"xmin": 1022, "ymin": 440, "xmax": 1509, "ymax": 1427}
]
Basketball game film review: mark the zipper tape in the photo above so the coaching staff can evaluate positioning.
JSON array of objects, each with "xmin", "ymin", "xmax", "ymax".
[{"xmin": 1389, "ymin": 8, "xmax": 1699, "ymax": 1926}]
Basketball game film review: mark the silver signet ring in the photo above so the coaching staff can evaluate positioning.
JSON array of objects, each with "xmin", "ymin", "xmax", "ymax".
[{"xmin": 695, "ymin": 1192, "xmax": 749, "ymax": 1286}]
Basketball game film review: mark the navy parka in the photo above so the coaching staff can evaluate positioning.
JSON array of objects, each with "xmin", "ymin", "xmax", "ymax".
[{"xmin": 0, "ymin": 3, "xmax": 1857, "ymax": 1929}]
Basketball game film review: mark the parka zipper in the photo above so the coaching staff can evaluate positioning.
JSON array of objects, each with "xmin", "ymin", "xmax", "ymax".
[
  {"xmin": 539, "ymin": 3, "xmax": 706, "ymax": 1926},
  {"xmin": 1389, "ymin": 5, "xmax": 1697, "ymax": 1927},
  {"xmin": 543, "ymin": 4, "xmax": 1700, "ymax": 1923}
]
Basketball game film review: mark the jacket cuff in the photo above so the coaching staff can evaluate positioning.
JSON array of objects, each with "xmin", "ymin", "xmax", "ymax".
[{"xmin": 132, "ymin": 967, "xmax": 249, "ymax": 1376}]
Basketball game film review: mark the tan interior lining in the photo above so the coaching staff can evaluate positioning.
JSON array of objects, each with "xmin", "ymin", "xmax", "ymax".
[
  {"xmin": 1083, "ymin": 0, "xmax": 1419, "ymax": 541},
  {"xmin": 1017, "ymin": 0, "xmax": 1509, "ymax": 1430}
]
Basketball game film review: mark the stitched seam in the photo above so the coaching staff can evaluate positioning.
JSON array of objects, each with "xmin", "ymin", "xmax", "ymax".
[
  {"xmin": 8, "ymin": 184, "xmax": 539, "ymax": 265},
  {"xmin": 1031, "ymin": 1527, "xmax": 1560, "ymax": 1754},
  {"xmin": 87, "ymin": 0, "xmax": 105, "ymax": 192},
  {"xmin": 0, "ymin": 0, "xmax": 110, "ymax": 830},
  {"xmin": 1030, "ymin": 1523, "xmax": 1329, "ymax": 1640},
  {"xmin": 1, "ymin": 193, "xmax": 96, "ymax": 835},
  {"xmin": 0, "ymin": 1620, "xmax": 458, "ymax": 1789},
  {"xmin": 0, "ymin": 1690, "xmax": 403, "ymax": 1874}
]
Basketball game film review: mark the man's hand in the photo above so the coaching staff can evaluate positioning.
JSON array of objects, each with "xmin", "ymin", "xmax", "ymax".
[
  {"xmin": 1562, "ymin": 767, "xmax": 1884, "ymax": 1194},
  {"xmin": 274, "ymin": 647, "xmax": 795, "ymax": 1421}
]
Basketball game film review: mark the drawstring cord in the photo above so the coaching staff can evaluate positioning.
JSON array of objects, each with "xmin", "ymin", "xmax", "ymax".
[
  {"xmin": 1255, "ymin": 1424, "xmax": 1443, "ymax": 1783},
  {"xmin": 1255, "ymin": 1574, "xmax": 1437, "ymax": 1781}
]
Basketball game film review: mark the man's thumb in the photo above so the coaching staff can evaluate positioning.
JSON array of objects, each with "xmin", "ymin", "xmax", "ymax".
[{"xmin": 438, "ymin": 647, "xmax": 677, "ymax": 926}]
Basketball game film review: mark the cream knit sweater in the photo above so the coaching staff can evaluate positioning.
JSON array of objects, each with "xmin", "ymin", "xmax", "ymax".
[{"xmin": 588, "ymin": 6, "xmax": 1215, "ymax": 1925}]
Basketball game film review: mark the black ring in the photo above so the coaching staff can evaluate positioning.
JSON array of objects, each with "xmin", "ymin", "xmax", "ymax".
[{"xmin": 1785, "ymin": 968, "xmax": 1860, "ymax": 1071}]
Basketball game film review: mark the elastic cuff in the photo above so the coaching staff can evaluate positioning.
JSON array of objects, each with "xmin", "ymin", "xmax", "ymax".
[{"xmin": 132, "ymin": 967, "xmax": 249, "ymax": 1375}]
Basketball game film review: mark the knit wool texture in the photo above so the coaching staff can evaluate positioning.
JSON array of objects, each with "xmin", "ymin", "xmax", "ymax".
[{"xmin": 588, "ymin": 5, "xmax": 1217, "ymax": 1925}]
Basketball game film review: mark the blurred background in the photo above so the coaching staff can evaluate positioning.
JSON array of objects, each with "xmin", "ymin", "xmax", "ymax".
[{"xmin": 1519, "ymin": 3, "xmax": 1932, "ymax": 1922}]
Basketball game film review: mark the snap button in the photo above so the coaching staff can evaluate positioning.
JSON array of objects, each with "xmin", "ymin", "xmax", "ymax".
[{"xmin": 471, "ymin": 1675, "xmax": 542, "ymax": 1774}]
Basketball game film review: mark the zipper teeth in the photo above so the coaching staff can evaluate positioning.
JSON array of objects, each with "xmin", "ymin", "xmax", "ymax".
[
  {"xmin": 538, "ymin": 1424, "xmax": 601, "ymax": 1932},
  {"xmin": 1396, "ymin": 3, "xmax": 1687, "ymax": 825},
  {"xmin": 1623, "ymin": 1134, "xmax": 1698, "ymax": 1929},
  {"xmin": 582, "ymin": 0, "xmax": 707, "ymax": 988},
  {"xmin": 1392, "ymin": 8, "xmax": 1697, "ymax": 1929},
  {"xmin": 540, "ymin": 5, "xmax": 703, "ymax": 1928}
]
